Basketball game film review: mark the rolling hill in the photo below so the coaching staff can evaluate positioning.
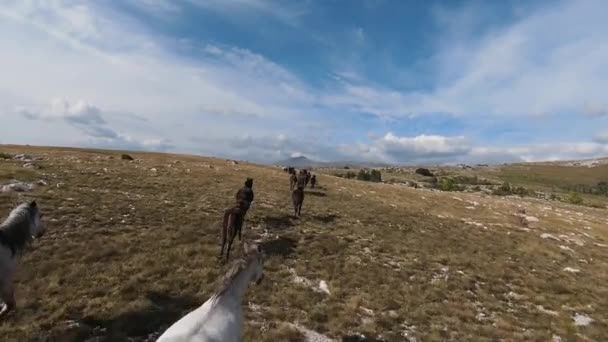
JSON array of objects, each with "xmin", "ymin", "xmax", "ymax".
[{"xmin": 0, "ymin": 145, "xmax": 606, "ymax": 341}]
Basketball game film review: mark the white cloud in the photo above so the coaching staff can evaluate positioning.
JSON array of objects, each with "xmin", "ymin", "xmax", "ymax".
[
  {"xmin": 1, "ymin": 0, "xmax": 606, "ymax": 165},
  {"xmin": 326, "ymin": 0, "xmax": 608, "ymax": 119},
  {"xmin": 468, "ymin": 143, "xmax": 608, "ymax": 164},
  {"xmin": 592, "ymin": 133, "xmax": 608, "ymax": 144},
  {"xmin": 339, "ymin": 133, "xmax": 471, "ymax": 164},
  {"xmin": 0, "ymin": 1, "xmax": 318, "ymax": 154}
]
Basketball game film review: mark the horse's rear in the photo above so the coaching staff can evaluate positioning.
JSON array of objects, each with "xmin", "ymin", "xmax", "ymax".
[
  {"xmin": 220, "ymin": 207, "xmax": 244, "ymax": 260},
  {"xmin": 292, "ymin": 188, "xmax": 304, "ymax": 217}
]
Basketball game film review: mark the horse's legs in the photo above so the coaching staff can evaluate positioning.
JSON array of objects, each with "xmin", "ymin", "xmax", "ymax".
[
  {"xmin": 0, "ymin": 283, "xmax": 15, "ymax": 318},
  {"xmin": 226, "ymin": 232, "xmax": 236, "ymax": 260},
  {"xmin": 220, "ymin": 225, "xmax": 227, "ymax": 257}
]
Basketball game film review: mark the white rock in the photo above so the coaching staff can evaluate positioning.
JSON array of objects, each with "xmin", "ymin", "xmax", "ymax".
[
  {"xmin": 563, "ymin": 267, "xmax": 580, "ymax": 273},
  {"xmin": 318, "ymin": 280, "xmax": 331, "ymax": 295},
  {"xmin": 536, "ymin": 305, "xmax": 559, "ymax": 316},
  {"xmin": 573, "ymin": 313, "xmax": 594, "ymax": 326},
  {"xmin": 540, "ymin": 233, "xmax": 560, "ymax": 241},
  {"xmin": 559, "ymin": 245, "xmax": 575, "ymax": 253}
]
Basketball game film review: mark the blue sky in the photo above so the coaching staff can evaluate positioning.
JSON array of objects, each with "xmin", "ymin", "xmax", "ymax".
[{"xmin": 1, "ymin": 0, "xmax": 607, "ymax": 164}]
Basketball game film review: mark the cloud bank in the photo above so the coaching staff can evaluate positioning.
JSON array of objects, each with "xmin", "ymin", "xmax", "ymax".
[{"xmin": 0, "ymin": 0, "xmax": 607, "ymax": 164}]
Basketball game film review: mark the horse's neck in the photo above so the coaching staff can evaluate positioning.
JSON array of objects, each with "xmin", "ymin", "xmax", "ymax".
[{"xmin": 218, "ymin": 261, "xmax": 255, "ymax": 306}]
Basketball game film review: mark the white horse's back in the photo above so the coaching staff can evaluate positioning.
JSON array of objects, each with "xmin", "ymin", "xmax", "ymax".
[
  {"xmin": 157, "ymin": 243, "xmax": 264, "ymax": 342},
  {"xmin": 157, "ymin": 298, "xmax": 241, "ymax": 342}
]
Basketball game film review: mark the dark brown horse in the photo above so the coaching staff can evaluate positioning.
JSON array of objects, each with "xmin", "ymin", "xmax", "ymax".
[
  {"xmin": 235, "ymin": 178, "xmax": 254, "ymax": 214},
  {"xmin": 304, "ymin": 170, "xmax": 311, "ymax": 187},
  {"xmin": 220, "ymin": 199, "xmax": 248, "ymax": 260},
  {"xmin": 292, "ymin": 186, "xmax": 304, "ymax": 217},
  {"xmin": 297, "ymin": 171, "xmax": 307, "ymax": 189},
  {"xmin": 289, "ymin": 172, "xmax": 298, "ymax": 191},
  {"xmin": 310, "ymin": 175, "xmax": 316, "ymax": 188}
]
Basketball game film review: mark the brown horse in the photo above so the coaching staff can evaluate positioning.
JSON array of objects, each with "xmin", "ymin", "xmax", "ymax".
[
  {"xmin": 289, "ymin": 173, "xmax": 298, "ymax": 191},
  {"xmin": 292, "ymin": 187, "xmax": 304, "ymax": 217},
  {"xmin": 297, "ymin": 171, "xmax": 307, "ymax": 189},
  {"xmin": 235, "ymin": 178, "xmax": 254, "ymax": 214},
  {"xmin": 310, "ymin": 175, "xmax": 316, "ymax": 188},
  {"xmin": 220, "ymin": 199, "xmax": 248, "ymax": 260}
]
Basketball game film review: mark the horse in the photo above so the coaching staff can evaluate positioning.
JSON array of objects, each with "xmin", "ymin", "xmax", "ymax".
[
  {"xmin": 296, "ymin": 171, "xmax": 307, "ymax": 189},
  {"xmin": 310, "ymin": 175, "xmax": 316, "ymax": 188},
  {"xmin": 289, "ymin": 173, "xmax": 298, "ymax": 191},
  {"xmin": 292, "ymin": 186, "xmax": 304, "ymax": 218},
  {"xmin": 157, "ymin": 243, "xmax": 265, "ymax": 342},
  {"xmin": 0, "ymin": 200, "xmax": 46, "ymax": 318},
  {"xmin": 304, "ymin": 170, "xmax": 311, "ymax": 187},
  {"xmin": 235, "ymin": 178, "xmax": 254, "ymax": 213},
  {"xmin": 220, "ymin": 199, "xmax": 248, "ymax": 260}
]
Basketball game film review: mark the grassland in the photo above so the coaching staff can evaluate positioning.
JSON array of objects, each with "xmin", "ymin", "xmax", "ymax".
[{"xmin": 0, "ymin": 145, "xmax": 607, "ymax": 341}]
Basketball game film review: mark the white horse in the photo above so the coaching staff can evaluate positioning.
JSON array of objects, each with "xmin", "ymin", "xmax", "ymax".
[
  {"xmin": 0, "ymin": 200, "xmax": 46, "ymax": 318},
  {"xmin": 157, "ymin": 243, "xmax": 266, "ymax": 342}
]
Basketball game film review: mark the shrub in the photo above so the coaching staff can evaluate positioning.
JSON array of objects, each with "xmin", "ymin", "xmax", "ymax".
[
  {"xmin": 345, "ymin": 171, "xmax": 356, "ymax": 179},
  {"xmin": 356, "ymin": 169, "xmax": 382, "ymax": 182},
  {"xmin": 415, "ymin": 168, "xmax": 434, "ymax": 177},
  {"xmin": 439, "ymin": 178, "xmax": 461, "ymax": 192},
  {"xmin": 0, "ymin": 152, "xmax": 11, "ymax": 160},
  {"xmin": 492, "ymin": 182, "xmax": 513, "ymax": 196},
  {"xmin": 370, "ymin": 169, "xmax": 382, "ymax": 182},
  {"xmin": 567, "ymin": 192, "xmax": 583, "ymax": 205},
  {"xmin": 513, "ymin": 186, "xmax": 530, "ymax": 197}
]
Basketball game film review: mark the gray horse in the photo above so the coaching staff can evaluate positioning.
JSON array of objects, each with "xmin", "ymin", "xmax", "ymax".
[{"xmin": 0, "ymin": 200, "xmax": 46, "ymax": 318}]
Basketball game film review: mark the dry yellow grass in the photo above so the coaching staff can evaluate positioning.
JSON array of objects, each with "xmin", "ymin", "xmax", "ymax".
[{"xmin": 0, "ymin": 145, "xmax": 607, "ymax": 341}]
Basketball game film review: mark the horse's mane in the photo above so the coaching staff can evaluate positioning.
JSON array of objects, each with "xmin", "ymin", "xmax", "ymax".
[
  {"xmin": 211, "ymin": 251, "xmax": 259, "ymax": 301},
  {"xmin": 0, "ymin": 203, "xmax": 34, "ymax": 253}
]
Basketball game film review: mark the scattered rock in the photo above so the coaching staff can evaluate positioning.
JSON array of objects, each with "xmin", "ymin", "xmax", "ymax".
[
  {"xmin": 559, "ymin": 245, "xmax": 575, "ymax": 253},
  {"xmin": 13, "ymin": 154, "xmax": 33, "ymax": 161},
  {"xmin": 150, "ymin": 168, "xmax": 157, "ymax": 172},
  {"xmin": 286, "ymin": 323, "xmax": 334, "ymax": 342},
  {"xmin": 563, "ymin": 267, "xmax": 580, "ymax": 273},
  {"xmin": 360, "ymin": 307, "xmax": 374, "ymax": 316},
  {"xmin": 318, "ymin": 280, "xmax": 331, "ymax": 295},
  {"xmin": 536, "ymin": 305, "xmax": 559, "ymax": 316},
  {"xmin": 573, "ymin": 313, "xmax": 594, "ymax": 326},
  {"xmin": 1, "ymin": 181, "xmax": 35, "ymax": 192},
  {"xmin": 23, "ymin": 162, "xmax": 38, "ymax": 169},
  {"xmin": 540, "ymin": 233, "xmax": 560, "ymax": 241},
  {"xmin": 121, "ymin": 154, "xmax": 134, "ymax": 161}
]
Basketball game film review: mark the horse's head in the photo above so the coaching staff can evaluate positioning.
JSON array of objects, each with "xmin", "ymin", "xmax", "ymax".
[
  {"xmin": 244, "ymin": 243, "xmax": 265, "ymax": 285},
  {"xmin": 245, "ymin": 178, "xmax": 254, "ymax": 188},
  {"xmin": 27, "ymin": 200, "xmax": 46, "ymax": 238}
]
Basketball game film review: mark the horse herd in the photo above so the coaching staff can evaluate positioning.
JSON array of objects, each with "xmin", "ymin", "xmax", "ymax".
[
  {"xmin": 0, "ymin": 166, "xmax": 319, "ymax": 341},
  {"xmin": 220, "ymin": 168, "xmax": 317, "ymax": 260}
]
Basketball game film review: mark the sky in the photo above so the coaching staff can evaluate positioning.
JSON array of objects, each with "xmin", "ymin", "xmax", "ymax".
[{"xmin": 1, "ymin": 0, "xmax": 608, "ymax": 165}]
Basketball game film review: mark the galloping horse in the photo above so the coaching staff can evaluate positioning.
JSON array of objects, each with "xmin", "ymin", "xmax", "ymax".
[
  {"xmin": 289, "ymin": 170, "xmax": 298, "ymax": 191},
  {"xmin": 158, "ymin": 243, "xmax": 266, "ymax": 342},
  {"xmin": 220, "ymin": 199, "xmax": 248, "ymax": 260},
  {"xmin": 292, "ymin": 186, "xmax": 305, "ymax": 218},
  {"xmin": 0, "ymin": 201, "xmax": 46, "ymax": 318},
  {"xmin": 235, "ymin": 178, "xmax": 254, "ymax": 214}
]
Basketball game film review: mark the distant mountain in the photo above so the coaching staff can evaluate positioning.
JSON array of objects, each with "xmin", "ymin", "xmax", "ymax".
[
  {"xmin": 276, "ymin": 156, "xmax": 321, "ymax": 168},
  {"xmin": 275, "ymin": 156, "xmax": 390, "ymax": 169}
]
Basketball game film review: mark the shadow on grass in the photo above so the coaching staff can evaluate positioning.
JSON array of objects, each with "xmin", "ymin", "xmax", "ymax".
[
  {"xmin": 305, "ymin": 190, "xmax": 327, "ymax": 197},
  {"xmin": 49, "ymin": 291, "xmax": 200, "ymax": 342},
  {"xmin": 261, "ymin": 214, "xmax": 297, "ymax": 230},
  {"xmin": 311, "ymin": 213, "xmax": 339, "ymax": 224},
  {"xmin": 260, "ymin": 235, "xmax": 297, "ymax": 258}
]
